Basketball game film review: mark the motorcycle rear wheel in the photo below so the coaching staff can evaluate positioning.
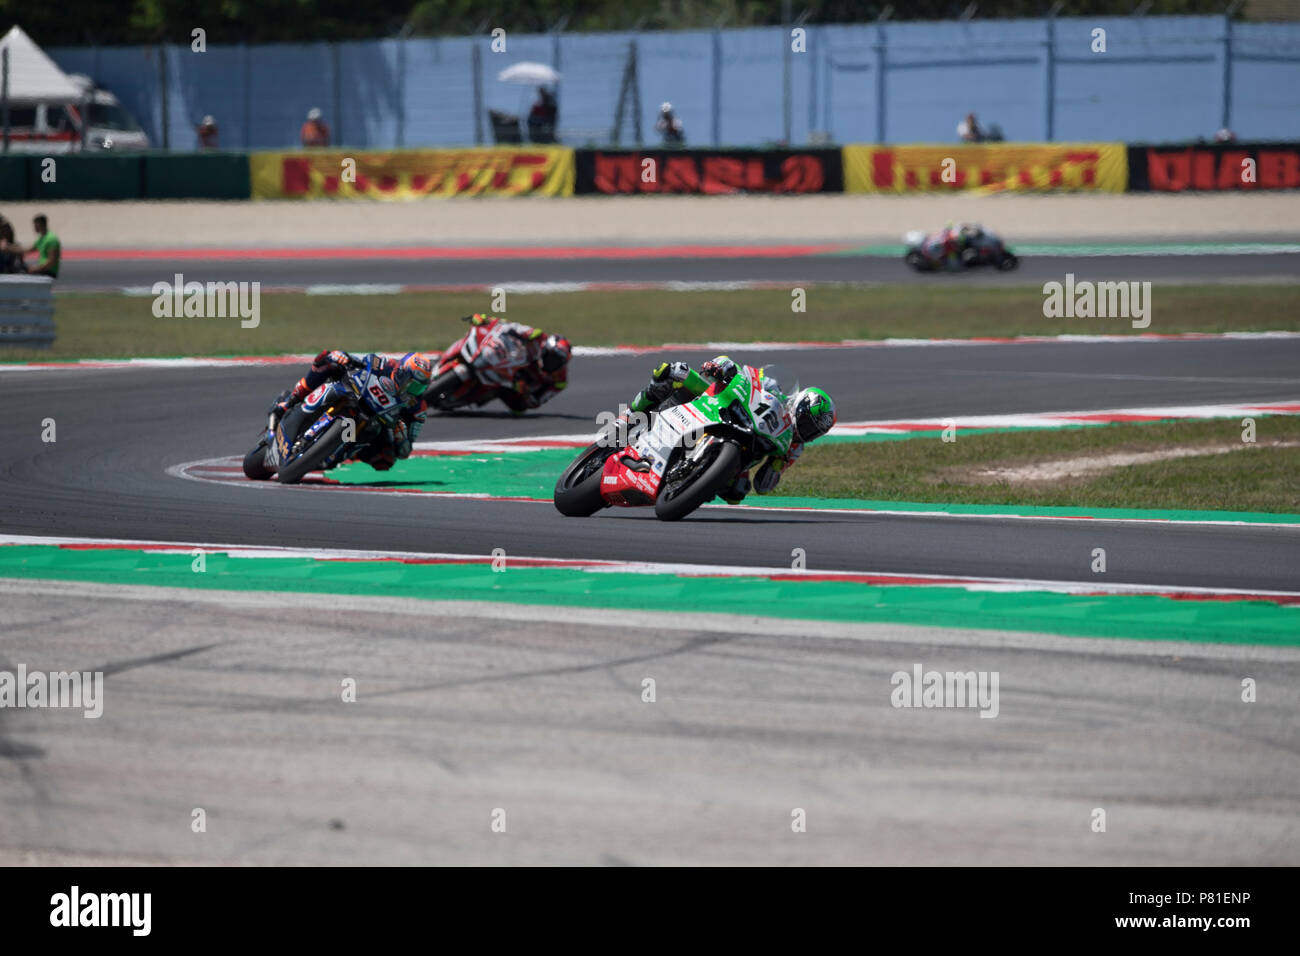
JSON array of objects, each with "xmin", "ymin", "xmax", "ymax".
[{"xmin": 654, "ymin": 441, "xmax": 743, "ymax": 522}]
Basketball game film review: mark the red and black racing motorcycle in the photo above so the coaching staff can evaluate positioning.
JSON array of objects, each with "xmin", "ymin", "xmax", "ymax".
[{"xmin": 424, "ymin": 316, "xmax": 532, "ymax": 411}]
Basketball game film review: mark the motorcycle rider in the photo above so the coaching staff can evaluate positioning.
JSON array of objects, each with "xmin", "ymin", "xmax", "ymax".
[
  {"xmin": 272, "ymin": 349, "xmax": 433, "ymax": 470},
  {"xmin": 460, "ymin": 313, "xmax": 571, "ymax": 412},
  {"xmin": 938, "ymin": 221, "xmax": 986, "ymax": 267},
  {"xmin": 629, "ymin": 355, "xmax": 836, "ymax": 504}
]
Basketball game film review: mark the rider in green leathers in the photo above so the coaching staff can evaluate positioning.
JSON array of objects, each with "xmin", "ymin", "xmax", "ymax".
[{"xmin": 630, "ymin": 355, "xmax": 837, "ymax": 504}]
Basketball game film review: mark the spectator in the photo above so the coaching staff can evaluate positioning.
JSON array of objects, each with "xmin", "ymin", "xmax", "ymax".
[
  {"xmin": 957, "ymin": 112, "xmax": 985, "ymax": 143},
  {"xmin": 300, "ymin": 107, "xmax": 330, "ymax": 148},
  {"xmin": 23, "ymin": 215, "xmax": 60, "ymax": 279},
  {"xmin": 197, "ymin": 115, "xmax": 219, "ymax": 149},
  {"xmin": 656, "ymin": 102, "xmax": 684, "ymax": 147},
  {"xmin": 527, "ymin": 87, "xmax": 558, "ymax": 144},
  {"xmin": 0, "ymin": 214, "xmax": 21, "ymax": 273}
]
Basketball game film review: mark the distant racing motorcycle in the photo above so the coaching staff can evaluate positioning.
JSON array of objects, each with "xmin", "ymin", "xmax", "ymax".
[
  {"xmin": 554, "ymin": 364, "xmax": 796, "ymax": 521},
  {"xmin": 424, "ymin": 316, "xmax": 533, "ymax": 411},
  {"xmin": 904, "ymin": 225, "xmax": 1019, "ymax": 272}
]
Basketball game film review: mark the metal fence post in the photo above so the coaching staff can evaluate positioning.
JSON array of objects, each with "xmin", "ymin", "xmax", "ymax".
[
  {"xmin": 631, "ymin": 40, "xmax": 642, "ymax": 145},
  {"xmin": 782, "ymin": 0, "xmax": 792, "ymax": 145},
  {"xmin": 1221, "ymin": 7, "xmax": 1238, "ymax": 133},
  {"xmin": 472, "ymin": 40, "xmax": 483, "ymax": 146},
  {"xmin": 874, "ymin": 23, "xmax": 887, "ymax": 144},
  {"xmin": 712, "ymin": 27, "xmax": 722, "ymax": 146},
  {"xmin": 330, "ymin": 41, "xmax": 342, "ymax": 146},
  {"xmin": 159, "ymin": 44, "xmax": 170, "ymax": 150},
  {"xmin": 396, "ymin": 32, "xmax": 407, "ymax": 148},
  {"xmin": 1044, "ymin": 11, "xmax": 1056, "ymax": 141},
  {"xmin": 1, "ymin": 49, "xmax": 9, "ymax": 154},
  {"xmin": 823, "ymin": 40, "xmax": 832, "ymax": 141},
  {"xmin": 242, "ymin": 42, "xmax": 252, "ymax": 149},
  {"xmin": 808, "ymin": 26, "xmax": 818, "ymax": 139}
]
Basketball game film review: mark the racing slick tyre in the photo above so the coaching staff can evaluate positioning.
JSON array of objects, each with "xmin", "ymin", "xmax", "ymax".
[
  {"xmin": 998, "ymin": 253, "xmax": 1020, "ymax": 271},
  {"xmin": 425, "ymin": 368, "xmax": 465, "ymax": 409},
  {"xmin": 276, "ymin": 418, "xmax": 346, "ymax": 485},
  {"xmin": 904, "ymin": 251, "xmax": 927, "ymax": 272},
  {"xmin": 554, "ymin": 443, "xmax": 616, "ymax": 517},
  {"xmin": 242, "ymin": 441, "xmax": 274, "ymax": 480},
  {"xmin": 654, "ymin": 441, "xmax": 743, "ymax": 522}
]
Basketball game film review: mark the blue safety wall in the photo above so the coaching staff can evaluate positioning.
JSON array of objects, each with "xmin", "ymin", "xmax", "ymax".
[{"xmin": 47, "ymin": 16, "xmax": 1300, "ymax": 150}]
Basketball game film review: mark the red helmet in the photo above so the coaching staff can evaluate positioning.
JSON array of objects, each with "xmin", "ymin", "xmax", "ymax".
[{"xmin": 540, "ymin": 334, "xmax": 571, "ymax": 373}]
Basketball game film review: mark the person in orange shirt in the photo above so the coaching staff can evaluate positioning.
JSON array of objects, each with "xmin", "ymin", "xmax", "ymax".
[{"xmin": 300, "ymin": 107, "xmax": 330, "ymax": 148}]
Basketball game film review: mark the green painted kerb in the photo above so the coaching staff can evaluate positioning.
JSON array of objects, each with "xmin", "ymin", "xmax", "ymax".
[
  {"xmin": 333, "ymin": 447, "xmax": 1300, "ymax": 525},
  {"xmin": 1, "ymin": 545, "xmax": 1295, "ymax": 646}
]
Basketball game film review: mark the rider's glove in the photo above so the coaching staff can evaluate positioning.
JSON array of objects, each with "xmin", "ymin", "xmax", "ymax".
[
  {"xmin": 463, "ymin": 313, "xmax": 492, "ymax": 326},
  {"xmin": 269, "ymin": 389, "xmax": 295, "ymax": 417},
  {"xmin": 391, "ymin": 420, "xmax": 412, "ymax": 458},
  {"xmin": 702, "ymin": 357, "xmax": 738, "ymax": 385},
  {"xmin": 312, "ymin": 350, "xmax": 353, "ymax": 377},
  {"xmin": 652, "ymin": 361, "xmax": 690, "ymax": 384}
]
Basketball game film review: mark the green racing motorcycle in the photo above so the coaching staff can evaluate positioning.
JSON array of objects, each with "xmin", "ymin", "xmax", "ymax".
[{"xmin": 554, "ymin": 364, "xmax": 796, "ymax": 521}]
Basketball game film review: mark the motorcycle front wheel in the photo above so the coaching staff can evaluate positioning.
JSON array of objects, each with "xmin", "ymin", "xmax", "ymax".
[
  {"xmin": 654, "ymin": 441, "xmax": 743, "ymax": 522},
  {"xmin": 242, "ymin": 439, "xmax": 274, "ymax": 480},
  {"xmin": 425, "ymin": 368, "xmax": 466, "ymax": 408},
  {"xmin": 554, "ymin": 443, "xmax": 617, "ymax": 516},
  {"xmin": 277, "ymin": 418, "xmax": 346, "ymax": 484}
]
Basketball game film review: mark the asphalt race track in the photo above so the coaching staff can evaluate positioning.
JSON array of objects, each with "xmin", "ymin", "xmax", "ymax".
[
  {"xmin": 4, "ymin": 337, "xmax": 1299, "ymax": 590},
  {"xmin": 5, "ymin": 283, "xmax": 1300, "ymax": 865},
  {"xmin": 60, "ymin": 250, "xmax": 1300, "ymax": 291}
]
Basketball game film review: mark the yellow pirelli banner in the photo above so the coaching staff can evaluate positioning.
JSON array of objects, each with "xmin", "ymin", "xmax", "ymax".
[
  {"xmin": 843, "ymin": 143, "xmax": 1127, "ymax": 193},
  {"xmin": 250, "ymin": 147, "xmax": 575, "ymax": 199}
]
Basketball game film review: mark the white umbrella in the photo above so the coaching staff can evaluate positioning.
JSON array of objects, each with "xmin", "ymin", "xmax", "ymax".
[{"xmin": 497, "ymin": 62, "xmax": 561, "ymax": 85}]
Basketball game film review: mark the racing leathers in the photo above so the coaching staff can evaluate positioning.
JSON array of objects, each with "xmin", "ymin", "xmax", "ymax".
[
  {"xmin": 275, "ymin": 349, "xmax": 426, "ymax": 470},
  {"xmin": 465, "ymin": 314, "xmax": 569, "ymax": 412},
  {"xmin": 629, "ymin": 356, "xmax": 803, "ymax": 505}
]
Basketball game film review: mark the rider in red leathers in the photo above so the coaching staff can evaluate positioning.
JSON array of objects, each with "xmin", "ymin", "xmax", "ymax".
[{"xmin": 461, "ymin": 314, "xmax": 571, "ymax": 412}]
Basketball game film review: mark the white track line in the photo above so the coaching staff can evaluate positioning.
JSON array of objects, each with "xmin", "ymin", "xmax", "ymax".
[{"xmin": 5, "ymin": 331, "xmax": 1300, "ymax": 372}]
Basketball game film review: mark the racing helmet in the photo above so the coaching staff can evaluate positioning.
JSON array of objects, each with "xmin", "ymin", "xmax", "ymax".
[
  {"xmin": 789, "ymin": 387, "xmax": 836, "ymax": 443},
  {"xmin": 540, "ymin": 334, "xmax": 572, "ymax": 373},
  {"xmin": 393, "ymin": 352, "xmax": 433, "ymax": 398}
]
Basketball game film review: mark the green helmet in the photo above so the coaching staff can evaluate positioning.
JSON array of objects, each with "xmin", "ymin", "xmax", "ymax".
[{"xmin": 790, "ymin": 387, "xmax": 836, "ymax": 442}]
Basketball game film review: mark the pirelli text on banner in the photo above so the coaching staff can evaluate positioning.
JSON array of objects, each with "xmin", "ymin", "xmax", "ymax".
[
  {"xmin": 249, "ymin": 147, "xmax": 576, "ymax": 199},
  {"xmin": 574, "ymin": 149, "xmax": 843, "ymax": 195},
  {"xmin": 843, "ymin": 143, "xmax": 1127, "ymax": 194}
]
